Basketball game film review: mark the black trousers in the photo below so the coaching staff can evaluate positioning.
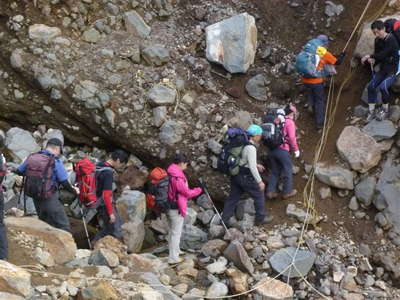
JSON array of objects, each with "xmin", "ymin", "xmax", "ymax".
[
  {"xmin": 33, "ymin": 191, "xmax": 71, "ymax": 232},
  {"xmin": 93, "ymin": 204, "xmax": 123, "ymax": 242},
  {"xmin": 0, "ymin": 191, "xmax": 8, "ymax": 259}
]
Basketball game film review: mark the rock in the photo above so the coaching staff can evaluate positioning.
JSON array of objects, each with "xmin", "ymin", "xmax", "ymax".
[
  {"xmin": 135, "ymin": 286, "xmax": 164, "ymax": 300},
  {"xmin": 82, "ymin": 28, "xmax": 101, "ymax": 43},
  {"xmin": 245, "ymin": 74, "xmax": 267, "ymax": 101},
  {"xmin": 209, "ymin": 225, "xmax": 225, "ymax": 239},
  {"xmin": 223, "ymin": 240, "xmax": 254, "ymax": 274},
  {"xmin": 224, "ymin": 228, "xmax": 245, "ymax": 243},
  {"xmin": 266, "ymin": 235, "xmax": 285, "ymax": 249},
  {"xmin": 320, "ymin": 187, "xmax": 332, "ymax": 200},
  {"xmin": 78, "ymin": 281, "xmax": 119, "ymax": 300},
  {"xmin": 29, "ymin": 24, "xmax": 61, "ymax": 43},
  {"xmin": 73, "ymin": 80, "xmax": 101, "ymax": 109},
  {"xmin": 34, "ymin": 247, "xmax": 55, "ymax": 267},
  {"xmin": 336, "ymin": 126, "xmax": 382, "ymax": 173},
  {"xmin": 362, "ymin": 120, "xmax": 397, "ymax": 141},
  {"xmin": 10, "ymin": 49, "xmax": 26, "ymax": 70},
  {"xmin": 256, "ymin": 277, "xmax": 294, "ymax": 299},
  {"xmin": 184, "ymin": 208, "xmax": 197, "ymax": 225},
  {"xmin": 123, "ymin": 254, "xmax": 156, "ymax": 273},
  {"xmin": 93, "ymin": 236, "xmax": 127, "ymax": 258},
  {"xmin": 140, "ymin": 272, "xmax": 181, "ymax": 300},
  {"xmin": 236, "ymin": 199, "xmax": 255, "ymax": 219},
  {"xmin": 180, "ymin": 224, "xmax": 208, "ymax": 250},
  {"xmin": 315, "ymin": 163, "xmax": 354, "ymax": 190},
  {"xmin": 325, "ymin": 1, "xmax": 344, "ymax": 17},
  {"xmin": 142, "ymin": 44, "xmax": 170, "ymax": 66},
  {"xmin": 116, "ymin": 190, "xmax": 146, "ymax": 223},
  {"xmin": 124, "ymin": 11, "xmax": 151, "ymax": 39},
  {"xmin": 89, "ymin": 248, "xmax": 119, "ymax": 267},
  {"xmin": 5, "ymin": 217, "xmax": 77, "ymax": 264},
  {"xmin": 354, "ymin": 22, "xmax": 376, "ymax": 59},
  {"xmin": 0, "ymin": 260, "xmax": 31, "ymax": 297},
  {"xmin": 354, "ymin": 105, "xmax": 369, "ymax": 118},
  {"xmin": 205, "ymin": 13, "xmax": 257, "ymax": 73},
  {"xmin": 206, "ymin": 256, "xmax": 228, "ymax": 274},
  {"xmin": 148, "ymin": 85, "xmax": 176, "ymax": 106},
  {"xmin": 122, "ymin": 220, "xmax": 145, "ymax": 253},
  {"xmin": 228, "ymin": 110, "xmax": 252, "ymax": 130},
  {"xmin": 206, "ymin": 282, "xmax": 228, "ymax": 298},
  {"xmin": 389, "ymin": 105, "xmax": 400, "ymax": 122},
  {"xmin": 286, "ymin": 204, "xmax": 307, "ymax": 222},
  {"xmin": 207, "ymin": 139, "xmax": 222, "ymax": 155},
  {"xmin": 349, "ymin": 197, "xmax": 359, "ymax": 211},
  {"xmin": 355, "ymin": 176, "xmax": 376, "ymax": 207},
  {"xmin": 159, "ymin": 120, "xmax": 185, "ymax": 146},
  {"xmin": 153, "ymin": 106, "xmax": 168, "ymax": 127},
  {"xmin": 197, "ymin": 210, "xmax": 215, "ymax": 225},
  {"xmin": 201, "ymin": 239, "xmax": 228, "ymax": 258},
  {"xmin": 269, "ymin": 247, "xmax": 316, "ymax": 278},
  {"xmin": 0, "ymin": 292, "xmax": 24, "ymax": 300},
  {"xmin": 6, "ymin": 127, "xmax": 40, "ymax": 162},
  {"xmin": 226, "ymin": 268, "xmax": 248, "ymax": 294},
  {"xmin": 196, "ymin": 194, "xmax": 213, "ymax": 210}
]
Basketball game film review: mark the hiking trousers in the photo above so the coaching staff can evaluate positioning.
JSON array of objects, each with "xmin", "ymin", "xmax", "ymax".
[
  {"xmin": 305, "ymin": 83, "xmax": 325, "ymax": 127},
  {"xmin": 0, "ymin": 191, "xmax": 8, "ymax": 260},
  {"xmin": 93, "ymin": 204, "xmax": 123, "ymax": 242},
  {"xmin": 33, "ymin": 191, "xmax": 71, "ymax": 232},
  {"xmin": 222, "ymin": 169, "xmax": 266, "ymax": 225},
  {"xmin": 267, "ymin": 148, "xmax": 293, "ymax": 194},
  {"xmin": 167, "ymin": 209, "xmax": 184, "ymax": 263},
  {"xmin": 368, "ymin": 70, "xmax": 397, "ymax": 104}
]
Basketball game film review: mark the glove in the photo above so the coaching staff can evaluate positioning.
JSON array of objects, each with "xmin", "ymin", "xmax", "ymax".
[{"xmin": 294, "ymin": 150, "xmax": 300, "ymax": 158}]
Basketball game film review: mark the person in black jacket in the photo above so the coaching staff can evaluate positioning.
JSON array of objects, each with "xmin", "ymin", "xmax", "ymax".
[{"xmin": 361, "ymin": 20, "xmax": 400, "ymax": 122}]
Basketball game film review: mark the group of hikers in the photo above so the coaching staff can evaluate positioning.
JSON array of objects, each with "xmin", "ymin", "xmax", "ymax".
[{"xmin": 0, "ymin": 18, "xmax": 399, "ymax": 266}]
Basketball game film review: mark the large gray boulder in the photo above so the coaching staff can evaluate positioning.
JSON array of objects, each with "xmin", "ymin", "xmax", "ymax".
[
  {"xmin": 223, "ymin": 240, "xmax": 254, "ymax": 274},
  {"xmin": 355, "ymin": 176, "xmax": 376, "ymax": 207},
  {"xmin": 180, "ymin": 224, "xmax": 208, "ymax": 250},
  {"xmin": 6, "ymin": 127, "xmax": 40, "ymax": 162},
  {"xmin": 315, "ymin": 163, "xmax": 354, "ymax": 190},
  {"xmin": 205, "ymin": 13, "xmax": 257, "ymax": 73},
  {"xmin": 362, "ymin": 120, "xmax": 397, "ymax": 141},
  {"xmin": 116, "ymin": 190, "xmax": 146, "ymax": 223},
  {"xmin": 269, "ymin": 247, "xmax": 316, "ymax": 278},
  {"xmin": 124, "ymin": 11, "xmax": 151, "ymax": 39},
  {"xmin": 336, "ymin": 126, "xmax": 381, "ymax": 173},
  {"xmin": 122, "ymin": 220, "xmax": 145, "ymax": 253}
]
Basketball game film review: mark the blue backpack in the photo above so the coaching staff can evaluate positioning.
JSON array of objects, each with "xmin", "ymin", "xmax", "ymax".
[{"xmin": 295, "ymin": 38, "xmax": 325, "ymax": 78}]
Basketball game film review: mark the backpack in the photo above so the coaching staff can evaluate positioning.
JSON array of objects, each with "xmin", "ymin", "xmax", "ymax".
[
  {"xmin": 24, "ymin": 152, "xmax": 56, "ymax": 200},
  {"xmin": 146, "ymin": 167, "xmax": 171, "ymax": 214},
  {"xmin": 262, "ymin": 108, "xmax": 286, "ymax": 150},
  {"xmin": 75, "ymin": 158, "xmax": 111, "ymax": 208},
  {"xmin": 217, "ymin": 128, "xmax": 251, "ymax": 176},
  {"xmin": 295, "ymin": 38, "xmax": 326, "ymax": 78}
]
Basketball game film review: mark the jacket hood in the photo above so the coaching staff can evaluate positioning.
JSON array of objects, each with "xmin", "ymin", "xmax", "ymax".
[{"xmin": 167, "ymin": 163, "xmax": 186, "ymax": 179}]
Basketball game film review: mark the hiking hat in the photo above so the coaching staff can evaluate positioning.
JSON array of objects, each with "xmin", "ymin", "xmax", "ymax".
[
  {"xmin": 317, "ymin": 34, "xmax": 329, "ymax": 46},
  {"xmin": 247, "ymin": 124, "xmax": 263, "ymax": 136},
  {"xmin": 46, "ymin": 138, "xmax": 63, "ymax": 154}
]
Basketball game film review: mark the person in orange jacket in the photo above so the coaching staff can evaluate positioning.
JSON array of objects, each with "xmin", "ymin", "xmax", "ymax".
[{"xmin": 302, "ymin": 35, "xmax": 345, "ymax": 130}]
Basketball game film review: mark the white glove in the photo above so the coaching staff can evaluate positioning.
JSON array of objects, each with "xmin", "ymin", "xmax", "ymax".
[{"xmin": 294, "ymin": 150, "xmax": 300, "ymax": 158}]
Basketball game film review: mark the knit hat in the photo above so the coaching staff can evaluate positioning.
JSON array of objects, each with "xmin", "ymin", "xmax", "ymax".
[
  {"xmin": 247, "ymin": 124, "xmax": 263, "ymax": 136},
  {"xmin": 46, "ymin": 138, "xmax": 63, "ymax": 154},
  {"xmin": 317, "ymin": 34, "xmax": 329, "ymax": 46}
]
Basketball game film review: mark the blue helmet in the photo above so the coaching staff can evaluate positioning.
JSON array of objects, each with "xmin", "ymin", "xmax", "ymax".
[
  {"xmin": 317, "ymin": 34, "xmax": 329, "ymax": 46},
  {"xmin": 247, "ymin": 124, "xmax": 263, "ymax": 136}
]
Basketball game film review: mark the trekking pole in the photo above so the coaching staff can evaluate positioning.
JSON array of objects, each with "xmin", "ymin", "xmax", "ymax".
[
  {"xmin": 79, "ymin": 202, "xmax": 92, "ymax": 249},
  {"xmin": 198, "ymin": 178, "xmax": 231, "ymax": 237}
]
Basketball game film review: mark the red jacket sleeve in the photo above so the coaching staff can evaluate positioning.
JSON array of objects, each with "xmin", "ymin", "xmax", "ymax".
[
  {"xmin": 175, "ymin": 178, "xmax": 202, "ymax": 199},
  {"xmin": 103, "ymin": 190, "xmax": 113, "ymax": 215}
]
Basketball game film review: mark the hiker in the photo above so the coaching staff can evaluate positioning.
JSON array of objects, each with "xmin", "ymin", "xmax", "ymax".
[
  {"xmin": 221, "ymin": 125, "xmax": 273, "ymax": 227},
  {"xmin": 384, "ymin": 18, "xmax": 400, "ymax": 45},
  {"xmin": 92, "ymin": 149, "xmax": 128, "ymax": 242},
  {"xmin": 298, "ymin": 34, "xmax": 345, "ymax": 130},
  {"xmin": 14, "ymin": 138, "xmax": 78, "ymax": 232},
  {"xmin": 166, "ymin": 153, "xmax": 202, "ymax": 264},
  {"xmin": 0, "ymin": 134, "xmax": 8, "ymax": 260},
  {"xmin": 266, "ymin": 104, "xmax": 300, "ymax": 200},
  {"xmin": 361, "ymin": 20, "xmax": 400, "ymax": 122}
]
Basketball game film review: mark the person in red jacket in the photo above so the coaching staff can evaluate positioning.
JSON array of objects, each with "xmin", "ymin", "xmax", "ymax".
[
  {"xmin": 166, "ymin": 153, "xmax": 202, "ymax": 265},
  {"xmin": 93, "ymin": 149, "xmax": 128, "ymax": 242}
]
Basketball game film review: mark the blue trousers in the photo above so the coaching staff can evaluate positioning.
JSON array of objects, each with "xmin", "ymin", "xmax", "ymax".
[
  {"xmin": 368, "ymin": 70, "xmax": 396, "ymax": 104},
  {"xmin": 0, "ymin": 191, "xmax": 8, "ymax": 260},
  {"xmin": 267, "ymin": 148, "xmax": 293, "ymax": 194},
  {"xmin": 222, "ymin": 169, "xmax": 266, "ymax": 224},
  {"xmin": 305, "ymin": 83, "xmax": 326, "ymax": 127}
]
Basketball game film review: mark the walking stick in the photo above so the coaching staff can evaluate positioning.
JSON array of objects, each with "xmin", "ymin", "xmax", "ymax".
[
  {"xmin": 78, "ymin": 201, "xmax": 92, "ymax": 249},
  {"xmin": 198, "ymin": 178, "xmax": 231, "ymax": 237}
]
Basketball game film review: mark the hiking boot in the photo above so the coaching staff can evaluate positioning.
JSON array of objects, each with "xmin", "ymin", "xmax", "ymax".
[
  {"xmin": 168, "ymin": 257, "xmax": 184, "ymax": 266},
  {"xmin": 255, "ymin": 215, "xmax": 274, "ymax": 226},
  {"xmin": 375, "ymin": 107, "xmax": 388, "ymax": 121},
  {"xmin": 267, "ymin": 192, "xmax": 278, "ymax": 199},
  {"xmin": 365, "ymin": 110, "xmax": 376, "ymax": 123},
  {"xmin": 283, "ymin": 189, "xmax": 298, "ymax": 199}
]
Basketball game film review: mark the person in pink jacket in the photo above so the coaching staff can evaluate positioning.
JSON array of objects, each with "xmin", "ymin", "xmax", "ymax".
[
  {"xmin": 166, "ymin": 153, "xmax": 202, "ymax": 264},
  {"xmin": 267, "ymin": 104, "xmax": 300, "ymax": 200}
]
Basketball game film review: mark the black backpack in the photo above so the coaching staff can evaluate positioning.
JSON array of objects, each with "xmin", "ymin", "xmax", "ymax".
[
  {"xmin": 217, "ymin": 128, "xmax": 251, "ymax": 176},
  {"xmin": 147, "ymin": 167, "xmax": 172, "ymax": 214},
  {"xmin": 262, "ymin": 109, "xmax": 286, "ymax": 150}
]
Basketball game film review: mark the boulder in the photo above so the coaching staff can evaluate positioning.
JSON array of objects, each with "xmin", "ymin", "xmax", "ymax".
[
  {"xmin": 89, "ymin": 249, "xmax": 119, "ymax": 268},
  {"xmin": 121, "ymin": 220, "xmax": 145, "ymax": 253},
  {"xmin": 201, "ymin": 239, "xmax": 228, "ymax": 258},
  {"xmin": 362, "ymin": 120, "xmax": 397, "ymax": 141},
  {"xmin": 6, "ymin": 127, "xmax": 40, "ymax": 162},
  {"xmin": 269, "ymin": 247, "xmax": 316, "ymax": 278},
  {"xmin": 206, "ymin": 282, "xmax": 228, "ymax": 298},
  {"xmin": 116, "ymin": 190, "xmax": 146, "ymax": 223},
  {"xmin": 28, "ymin": 24, "xmax": 61, "ymax": 43},
  {"xmin": 124, "ymin": 11, "xmax": 151, "ymax": 38},
  {"xmin": 205, "ymin": 13, "xmax": 257, "ymax": 73},
  {"xmin": 226, "ymin": 267, "xmax": 248, "ymax": 294},
  {"xmin": 245, "ymin": 74, "xmax": 267, "ymax": 101},
  {"xmin": 142, "ymin": 44, "xmax": 170, "ymax": 66},
  {"xmin": 78, "ymin": 281, "xmax": 119, "ymax": 300},
  {"xmin": 286, "ymin": 204, "xmax": 307, "ymax": 222},
  {"xmin": 256, "ymin": 277, "xmax": 294, "ymax": 299},
  {"xmin": 159, "ymin": 120, "xmax": 185, "ymax": 146},
  {"xmin": 122, "ymin": 254, "xmax": 156, "ymax": 273},
  {"xmin": 223, "ymin": 240, "xmax": 254, "ymax": 274},
  {"xmin": 5, "ymin": 217, "xmax": 77, "ymax": 264},
  {"xmin": 336, "ymin": 126, "xmax": 382, "ymax": 173},
  {"xmin": 355, "ymin": 176, "xmax": 376, "ymax": 207},
  {"xmin": 180, "ymin": 225, "xmax": 208, "ymax": 250},
  {"xmin": 315, "ymin": 163, "xmax": 354, "ymax": 190},
  {"xmin": 148, "ymin": 84, "xmax": 177, "ymax": 106},
  {"xmin": 0, "ymin": 260, "xmax": 31, "ymax": 297},
  {"xmin": 93, "ymin": 236, "xmax": 127, "ymax": 258}
]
